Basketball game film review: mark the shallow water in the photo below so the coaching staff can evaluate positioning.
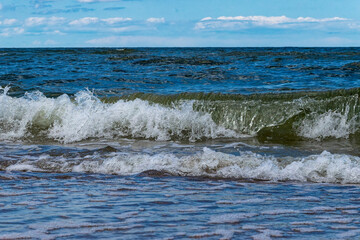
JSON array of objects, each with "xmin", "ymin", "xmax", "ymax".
[
  {"xmin": 2, "ymin": 172, "xmax": 360, "ymax": 239},
  {"xmin": 1, "ymin": 48, "xmax": 360, "ymax": 239}
]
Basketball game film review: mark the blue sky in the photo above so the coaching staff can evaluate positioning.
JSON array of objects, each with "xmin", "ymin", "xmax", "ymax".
[{"xmin": 0, "ymin": 0, "xmax": 360, "ymax": 47}]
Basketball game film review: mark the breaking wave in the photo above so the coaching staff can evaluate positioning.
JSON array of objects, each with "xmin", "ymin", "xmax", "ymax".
[
  {"xmin": 3, "ymin": 148, "xmax": 360, "ymax": 184},
  {"xmin": 0, "ymin": 87, "xmax": 237, "ymax": 143},
  {"xmin": 1, "ymin": 86, "xmax": 360, "ymax": 143}
]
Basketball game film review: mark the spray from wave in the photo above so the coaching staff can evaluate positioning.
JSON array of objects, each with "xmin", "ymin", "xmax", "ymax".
[
  {"xmin": 0, "ymin": 87, "xmax": 237, "ymax": 143},
  {"xmin": 1, "ymin": 86, "xmax": 360, "ymax": 143},
  {"xmin": 3, "ymin": 147, "xmax": 360, "ymax": 184}
]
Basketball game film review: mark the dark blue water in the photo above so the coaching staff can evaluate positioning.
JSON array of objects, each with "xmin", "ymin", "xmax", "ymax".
[
  {"xmin": 1, "ymin": 48, "xmax": 360, "ymax": 239},
  {"xmin": 2, "ymin": 48, "xmax": 360, "ymax": 97}
]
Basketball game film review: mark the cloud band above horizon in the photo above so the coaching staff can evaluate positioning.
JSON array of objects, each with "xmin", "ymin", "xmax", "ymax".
[{"xmin": 0, "ymin": 0, "xmax": 359, "ymax": 47}]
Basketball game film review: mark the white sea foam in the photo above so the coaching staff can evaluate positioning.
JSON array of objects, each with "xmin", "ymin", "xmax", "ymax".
[
  {"xmin": 337, "ymin": 229, "xmax": 360, "ymax": 239},
  {"xmin": 6, "ymin": 163, "xmax": 42, "ymax": 172},
  {"xmin": 188, "ymin": 229, "xmax": 236, "ymax": 239},
  {"xmin": 2, "ymin": 88, "xmax": 360, "ymax": 142},
  {"xmin": 4, "ymin": 148, "xmax": 360, "ymax": 184},
  {"xmin": 298, "ymin": 107, "xmax": 358, "ymax": 139},
  {"xmin": 209, "ymin": 213, "xmax": 257, "ymax": 224},
  {"xmin": 252, "ymin": 229, "xmax": 283, "ymax": 240},
  {"xmin": 286, "ymin": 196, "xmax": 320, "ymax": 202},
  {"xmin": 0, "ymin": 89, "xmax": 238, "ymax": 142},
  {"xmin": 261, "ymin": 209, "xmax": 299, "ymax": 215},
  {"xmin": 317, "ymin": 217, "xmax": 354, "ymax": 224}
]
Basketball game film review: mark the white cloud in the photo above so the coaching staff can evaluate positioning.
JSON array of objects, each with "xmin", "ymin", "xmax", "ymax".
[
  {"xmin": 146, "ymin": 17, "xmax": 165, "ymax": 23},
  {"xmin": 78, "ymin": 0, "xmax": 122, "ymax": 2},
  {"xmin": 48, "ymin": 17, "xmax": 67, "ymax": 25},
  {"xmin": 196, "ymin": 15, "xmax": 348, "ymax": 30},
  {"xmin": 69, "ymin": 17, "xmax": 99, "ymax": 26},
  {"xmin": 323, "ymin": 37, "xmax": 350, "ymax": 45},
  {"xmin": 86, "ymin": 35, "xmax": 285, "ymax": 47},
  {"xmin": 25, "ymin": 17, "xmax": 46, "ymax": 26},
  {"xmin": 86, "ymin": 36, "xmax": 118, "ymax": 44},
  {"xmin": 108, "ymin": 25, "xmax": 147, "ymax": 33},
  {"xmin": 49, "ymin": 30, "xmax": 66, "ymax": 35},
  {"xmin": 201, "ymin": 16, "xmax": 347, "ymax": 24},
  {"xmin": 101, "ymin": 17, "xmax": 132, "ymax": 24},
  {"xmin": 109, "ymin": 26, "xmax": 135, "ymax": 32},
  {"xmin": 44, "ymin": 39, "xmax": 57, "ymax": 45},
  {"xmin": 69, "ymin": 17, "xmax": 132, "ymax": 27},
  {"xmin": 86, "ymin": 36, "xmax": 202, "ymax": 47},
  {"xmin": 348, "ymin": 22, "xmax": 360, "ymax": 30},
  {"xmin": 0, "ymin": 27, "xmax": 24, "ymax": 37},
  {"xmin": 32, "ymin": 40, "xmax": 41, "ymax": 45},
  {"xmin": 200, "ymin": 17, "xmax": 212, "ymax": 21},
  {"xmin": 296, "ymin": 17, "xmax": 347, "ymax": 23},
  {"xmin": 215, "ymin": 16, "xmax": 291, "ymax": 25},
  {"xmin": 31, "ymin": 40, "xmax": 59, "ymax": 46},
  {"xmin": 25, "ymin": 17, "xmax": 65, "ymax": 26},
  {"xmin": 13, "ymin": 27, "xmax": 24, "ymax": 34},
  {"xmin": 3, "ymin": 19, "xmax": 17, "ymax": 26}
]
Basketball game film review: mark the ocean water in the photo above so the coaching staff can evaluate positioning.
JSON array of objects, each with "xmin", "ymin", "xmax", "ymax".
[{"xmin": 1, "ymin": 48, "xmax": 360, "ymax": 239}]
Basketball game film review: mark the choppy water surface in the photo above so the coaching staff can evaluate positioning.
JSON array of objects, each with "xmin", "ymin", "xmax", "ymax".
[
  {"xmin": 1, "ymin": 48, "xmax": 360, "ymax": 239},
  {"xmin": 2, "ymin": 172, "xmax": 360, "ymax": 239}
]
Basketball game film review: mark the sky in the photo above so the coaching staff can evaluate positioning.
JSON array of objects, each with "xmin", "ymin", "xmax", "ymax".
[{"xmin": 0, "ymin": 0, "xmax": 360, "ymax": 47}]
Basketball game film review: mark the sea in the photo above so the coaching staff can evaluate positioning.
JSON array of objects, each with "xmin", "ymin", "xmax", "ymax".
[{"xmin": 1, "ymin": 48, "xmax": 360, "ymax": 239}]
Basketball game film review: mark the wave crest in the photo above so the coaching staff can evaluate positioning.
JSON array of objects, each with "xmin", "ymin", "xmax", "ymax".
[
  {"xmin": 4, "ymin": 148, "xmax": 360, "ymax": 184},
  {"xmin": 1, "ymin": 87, "xmax": 360, "ymax": 143},
  {"xmin": 0, "ymin": 89, "xmax": 237, "ymax": 143}
]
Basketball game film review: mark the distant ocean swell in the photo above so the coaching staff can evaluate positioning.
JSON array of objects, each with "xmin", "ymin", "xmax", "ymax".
[
  {"xmin": 2, "ymin": 147, "xmax": 360, "ymax": 184},
  {"xmin": 1, "ymin": 86, "xmax": 360, "ymax": 143}
]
